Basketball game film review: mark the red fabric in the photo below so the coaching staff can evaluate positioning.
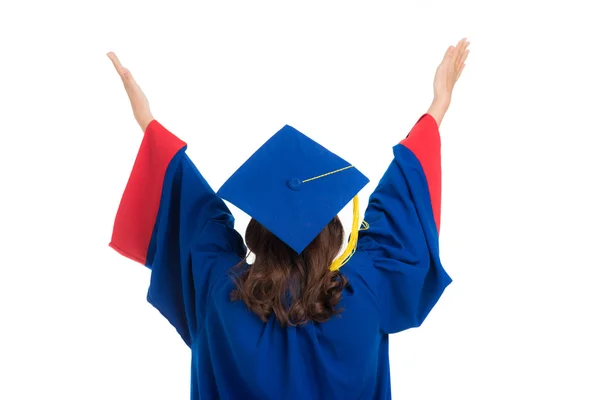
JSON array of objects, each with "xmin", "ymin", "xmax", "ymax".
[
  {"xmin": 109, "ymin": 121, "xmax": 187, "ymax": 264},
  {"xmin": 400, "ymin": 113, "xmax": 441, "ymax": 233}
]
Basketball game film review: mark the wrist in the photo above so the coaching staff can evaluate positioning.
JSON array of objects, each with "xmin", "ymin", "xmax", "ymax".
[
  {"xmin": 432, "ymin": 95, "xmax": 451, "ymax": 109},
  {"xmin": 427, "ymin": 98, "xmax": 450, "ymax": 127}
]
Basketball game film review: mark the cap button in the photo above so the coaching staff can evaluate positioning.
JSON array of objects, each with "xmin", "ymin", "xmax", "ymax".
[{"xmin": 287, "ymin": 178, "xmax": 302, "ymax": 191}]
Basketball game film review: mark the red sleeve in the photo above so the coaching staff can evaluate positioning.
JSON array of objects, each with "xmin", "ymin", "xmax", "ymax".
[
  {"xmin": 109, "ymin": 120, "xmax": 187, "ymax": 265},
  {"xmin": 400, "ymin": 113, "xmax": 441, "ymax": 233}
]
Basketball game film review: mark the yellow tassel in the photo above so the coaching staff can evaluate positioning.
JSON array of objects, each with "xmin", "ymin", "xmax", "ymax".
[
  {"xmin": 299, "ymin": 165, "xmax": 367, "ymax": 271},
  {"xmin": 330, "ymin": 195, "xmax": 366, "ymax": 271}
]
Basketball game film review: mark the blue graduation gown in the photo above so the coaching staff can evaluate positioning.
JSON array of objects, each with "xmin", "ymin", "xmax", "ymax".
[{"xmin": 109, "ymin": 115, "xmax": 451, "ymax": 399}]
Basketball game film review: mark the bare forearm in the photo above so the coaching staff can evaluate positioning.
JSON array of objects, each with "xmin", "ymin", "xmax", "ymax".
[{"xmin": 427, "ymin": 97, "xmax": 450, "ymax": 128}]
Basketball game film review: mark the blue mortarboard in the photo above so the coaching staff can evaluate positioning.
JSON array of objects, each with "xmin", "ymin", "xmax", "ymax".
[{"xmin": 217, "ymin": 124, "xmax": 369, "ymax": 261}]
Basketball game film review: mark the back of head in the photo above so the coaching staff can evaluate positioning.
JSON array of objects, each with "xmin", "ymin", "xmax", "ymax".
[{"xmin": 231, "ymin": 217, "xmax": 348, "ymax": 327}]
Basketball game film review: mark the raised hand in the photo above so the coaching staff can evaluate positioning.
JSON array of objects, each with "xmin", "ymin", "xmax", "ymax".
[
  {"xmin": 428, "ymin": 38, "xmax": 470, "ymax": 126},
  {"xmin": 107, "ymin": 52, "xmax": 154, "ymax": 132},
  {"xmin": 434, "ymin": 38, "xmax": 470, "ymax": 104}
]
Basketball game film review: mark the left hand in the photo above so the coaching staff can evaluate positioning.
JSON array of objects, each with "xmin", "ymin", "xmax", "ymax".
[{"xmin": 107, "ymin": 52, "xmax": 154, "ymax": 132}]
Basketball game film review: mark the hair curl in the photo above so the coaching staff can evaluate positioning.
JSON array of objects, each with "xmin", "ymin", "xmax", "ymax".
[{"xmin": 230, "ymin": 217, "xmax": 348, "ymax": 326}]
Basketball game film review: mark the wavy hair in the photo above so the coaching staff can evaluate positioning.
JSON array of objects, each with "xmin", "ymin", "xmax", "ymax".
[{"xmin": 230, "ymin": 217, "xmax": 348, "ymax": 326}]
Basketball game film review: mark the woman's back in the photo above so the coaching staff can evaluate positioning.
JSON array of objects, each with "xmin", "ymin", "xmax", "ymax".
[
  {"xmin": 195, "ymin": 250, "xmax": 382, "ymax": 399},
  {"xmin": 106, "ymin": 38, "xmax": 471, "ymax": 398},
  {"xmin": 110, "ymin": 114, "xmax": 450, "ymax": 399}
]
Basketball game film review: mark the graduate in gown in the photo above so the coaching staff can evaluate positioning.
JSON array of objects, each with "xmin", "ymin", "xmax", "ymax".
[{"xmin": 107, "ymin": 38, "xmax": 470, "ymax": 399}]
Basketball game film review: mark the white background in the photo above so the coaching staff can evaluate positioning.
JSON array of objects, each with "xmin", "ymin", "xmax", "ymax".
[{"xmin": 1, "ymin": 1, "xmax": 599, "ymax": 399}]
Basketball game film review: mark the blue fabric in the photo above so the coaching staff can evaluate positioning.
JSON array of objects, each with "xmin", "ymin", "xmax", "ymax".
[
  {"xmin": 357, "ymin": 144, "xmax": 452, "ymax": 334},
  {"xmin": 217, "ymin": 124, "xmax": 369, "ymax": 254},
  {"xmin": 145, "ymin": 143, "xmax": 451, "ymax": 399},
  {"xmin": 146, "ymin": 150, "xmax": 246, "ymax": 347}
]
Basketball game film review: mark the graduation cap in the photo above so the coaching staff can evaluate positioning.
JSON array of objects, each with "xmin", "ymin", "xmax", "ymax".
[{"xmin": 217, "ymin": 124, "xmax": 369, "ymax": 271}]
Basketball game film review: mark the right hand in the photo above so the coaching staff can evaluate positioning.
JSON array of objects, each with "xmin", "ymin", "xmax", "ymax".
[
  {"xmin": 107, "ymin": 52, "xmax": 154, "ymax": 132},
  {"xmin": 426, "ymin": 38, "xmax": 470, "ymax": 126},
  {"xmin": 433, "ymin": 38, "xmax": 470, "ymax": 104}
]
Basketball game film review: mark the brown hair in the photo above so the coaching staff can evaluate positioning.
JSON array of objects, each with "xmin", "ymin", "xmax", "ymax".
[{"xmin": 230, "ymin": 216, "xmax": 348, "ymax": 327}]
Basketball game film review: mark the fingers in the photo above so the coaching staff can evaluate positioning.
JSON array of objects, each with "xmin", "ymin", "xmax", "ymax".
[
  {"xmin": 444, "ymin": 45, "xmax": 454, "ymax": 59},
  {"xmin": 460, "ymin": 49, "xmax": 470, "ymax": 66},
  {"xmin": 454, "ymin": 39, "xmax": 466, "ymax": 64},
  {"xmin": 459, "ymin": 40, "xmax": 470, "ymax": 73},
  {"xmin": 457, "ymin": 63, "xmax": 466, "ymax": 80},
  {"xmin": 446, "ymin": 38, "xmax": 469, "ymax": 81},
  {"xmin": 107, "ymin": 52, "xmax": 125, "ymax": 74},
  {"xmin": 455, "ymin": 38, "xmax": 468, "ymax": 54},
  {"xmin": 439, "ymin": 45, "xmax": 454, "ymax": 68},
  {"xmin": 107, "ymin": 52, "xmax": 134, "ymax": 84},
  {"xmin": 452, "ymin": 38, "xmax": 470, "ymax": 69}
]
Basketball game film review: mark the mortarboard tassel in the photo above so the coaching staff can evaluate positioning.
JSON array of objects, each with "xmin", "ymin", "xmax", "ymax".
[
  {"xmin": 329, "ymin": 195, "xmax": 369, "ymax": 271},
  {"xmin": 300, "ymin": 165, "xmax": 368, "ymax": 271}
]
